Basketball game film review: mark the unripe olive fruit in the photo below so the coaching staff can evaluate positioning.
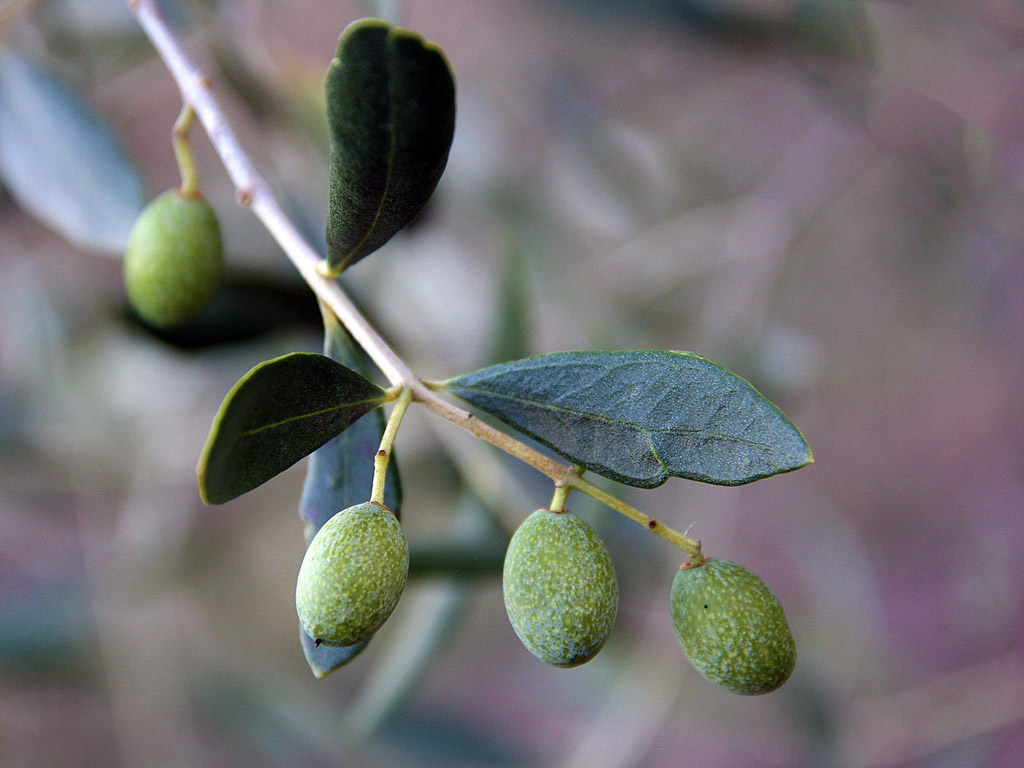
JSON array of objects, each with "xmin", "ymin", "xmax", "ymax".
[
  {"xmin": 123, "ymin": 188, "xmax": 224, "ymax": 327},
  {"xmin": 670, "ymin": 558, "xmax": 796, "ymax": 695},
  {"xmin": 503, "ymin": 509, "xmax": 618, "ymax": 668},
  {"xmin": 295, "ymin": 501, "xmax": 409, "ymax": 647}
]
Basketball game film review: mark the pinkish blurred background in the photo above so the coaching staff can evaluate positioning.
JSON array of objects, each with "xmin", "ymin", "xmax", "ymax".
[{"xmin": 1, "ymin": 1, "xmax": 1023, "ymax": 766}]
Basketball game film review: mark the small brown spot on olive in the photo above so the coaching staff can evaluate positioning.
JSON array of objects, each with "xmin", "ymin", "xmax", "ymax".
[{"xmin": 648, "ymin": 520, "xmax": 658, "ymax": 530}]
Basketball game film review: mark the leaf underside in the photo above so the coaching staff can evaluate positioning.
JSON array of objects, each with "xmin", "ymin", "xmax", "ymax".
[
  {"xmin": 0, "ymin": 50, "xmax": 144, "ymax": 252},
  {"xmin": 325, "ymin": 17, "xmax": 456, "ymax": 274},
  {"xmin": 300, "ymin": 629, "xmax": 369, "ymax": 679},
  {"xmin": 198, "ymin": 352, "xmax": 386, "ymax": 505},
  {"xmin": 299, "ymin": 309, "xmax": 402, "ymax": 543},
  {"xmin": 444, "ymin": 350, "xmax": 813, "ymax": 488}
]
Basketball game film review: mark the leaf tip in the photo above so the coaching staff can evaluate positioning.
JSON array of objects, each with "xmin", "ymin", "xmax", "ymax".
[{"xmin": 802, "ymin": 445, "xmax": 815, "ymax": 468}]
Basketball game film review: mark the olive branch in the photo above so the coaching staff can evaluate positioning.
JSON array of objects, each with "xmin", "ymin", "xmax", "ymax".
[{"xmin": 126, "ymin": 0, "xmax": 709, "ymax": 562}]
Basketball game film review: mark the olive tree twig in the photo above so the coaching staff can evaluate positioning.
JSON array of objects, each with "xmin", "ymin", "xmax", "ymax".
[
  {"xmin": 129, "ymin": 0, "xmax": 411, "ymax": 388},
  {"xmin": 125, "ymin": 0, "xmax": 702, "ymax": 560}
]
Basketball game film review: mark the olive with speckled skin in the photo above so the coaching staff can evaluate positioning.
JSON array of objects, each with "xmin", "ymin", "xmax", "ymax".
[
  {"xmin": 503, "ymin": 509, "xmax": 618, "ymax": 668},
  {"xmin": 670, "ymin": 558, "xmax": 795, "ymax": 695},
  {"xmin": 296, "ymin": 501, "xmax": 408, "ymax": 647},
  {"xmin": 123, "ymin": 189, "xmax": 224, "ymax": 328}
]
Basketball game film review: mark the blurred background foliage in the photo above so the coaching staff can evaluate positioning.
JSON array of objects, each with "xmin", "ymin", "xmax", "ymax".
[{"xmin": 2, "ymin": 0, "xmax": 1024, "ymax": 766}]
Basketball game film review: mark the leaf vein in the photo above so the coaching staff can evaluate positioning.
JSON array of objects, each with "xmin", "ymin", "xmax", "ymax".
[
  {"xmin": 242, "ymin": 397, "xmax": 381, "ymax": 437},
  {"xmin": 456, "ymin": 385, "xmax": 786, "ymax": 451}
]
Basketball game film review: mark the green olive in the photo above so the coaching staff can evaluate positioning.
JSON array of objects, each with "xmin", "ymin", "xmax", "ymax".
[
  {"xmin": 295, "ymin": 501, "xmax": 408, "ymax": 647},
  {"xmin": 123, "ymin": 189, "xmax": 223, "ymax": 327},
  {"xmin": 503, "ymin": 509, "xmax": 618, "ymax": 668},
  {"xmin": 670, "ymin": 558, "xmax": 795, "ymax": 695}
]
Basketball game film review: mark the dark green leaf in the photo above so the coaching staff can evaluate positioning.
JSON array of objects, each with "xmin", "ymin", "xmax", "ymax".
[
  {"xmin": 198, "ymin": 352, "xmax": 387, "ymax": 505},
  {"xmin": 444, "ymin": 350, "xmax": 813, "ymax": 488},
  {"xmin": 299, "ymin": 309, "xmax": 402, "ymax": 544},
  {"xmin": 325, "ymin": 18, "xmax": 456, "ymax": 274},
  {"xmin": 0, "ymin": 49, "xmax": 145, "ymax": 252}
]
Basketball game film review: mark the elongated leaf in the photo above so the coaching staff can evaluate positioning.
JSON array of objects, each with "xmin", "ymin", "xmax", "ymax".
[
  {"xmin": 444, "ymin": 350, "xmax": 812, "ymax": 488},
  {"xmin": 325, "ymin": 18, "xmax": 456, "ymax": 274},
  {"xmin": 198, "ymin": 353, "xmax": 387, "ymax": 505},
  {"xmin": 0, "ymin": 49, "xmax": 145, "ymax": 253},
  {"xmin": 299, "ymin": 310, "xmax": 402, "ymax": 545}
]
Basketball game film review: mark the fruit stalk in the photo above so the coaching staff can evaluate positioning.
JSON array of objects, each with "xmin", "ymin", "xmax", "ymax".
[
  {"xmin": 548, "ymin": 484, "xmax": 571, "ymax": 513},
  {"xmin": 172, "ymin": 103, "xmax": 198, "ymax": 197},
  {"xmin": 565, "ymin": 476, "xmax": 704, "ymax": 564},
  {"xmin": 371, "ymin": 387, "xmax": 413, "ymax": 505}
]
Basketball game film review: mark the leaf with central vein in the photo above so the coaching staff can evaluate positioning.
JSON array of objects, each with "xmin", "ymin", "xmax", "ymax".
[
  {"xmin": 443, "ymin": 350, "xmax": 813, "ymax": 488},
  {"xmin": 325, "ymin": 18, "xmax": 456, "ymax": 274},
  {"xmin": 198, "ymin": 352, "xmax": 386, "ymax": 505}
]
